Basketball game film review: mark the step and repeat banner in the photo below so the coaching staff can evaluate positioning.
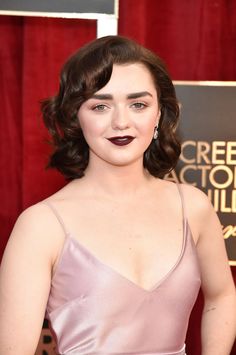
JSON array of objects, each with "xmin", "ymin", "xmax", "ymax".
[{"xmin": 173, "ymin": 82, "xmax": 236, "ymax": 266}]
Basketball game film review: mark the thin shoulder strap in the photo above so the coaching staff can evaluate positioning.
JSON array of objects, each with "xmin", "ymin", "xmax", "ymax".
[
  {"xmin": 176, "ymin": 183, "xmax": 187, "ymax": 238},
  {"xmin": 43, "ymin": 200, "xmax": 68, "ymax": 236},
  {"xmin": 176, "ymin": 183, "xmax": 186, "ymax": 219}
]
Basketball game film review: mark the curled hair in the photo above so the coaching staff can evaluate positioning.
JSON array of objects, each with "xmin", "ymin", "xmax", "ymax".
[{"xmin": 41, "ymin": 35, "xmax": 181, "ymax": 179}]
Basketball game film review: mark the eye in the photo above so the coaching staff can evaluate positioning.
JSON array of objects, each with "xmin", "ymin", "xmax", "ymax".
[
  {"xmin": 92, "ymin": 104, "xmax": 108, "ymax": 112},
  {"xmin": 131, "ymin": 102, "xmax": 147, "ymax": 110}
]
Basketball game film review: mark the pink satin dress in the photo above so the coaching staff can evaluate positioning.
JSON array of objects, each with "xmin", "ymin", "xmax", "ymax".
[{"xmin": 45, "ymin": 185, "xmax": 201, "ymax": 355}]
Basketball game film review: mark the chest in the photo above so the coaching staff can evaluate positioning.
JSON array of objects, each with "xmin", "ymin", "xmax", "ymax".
[{"xmin": 62, "ymin": 199, "xmax": 184, "ymax": 290}]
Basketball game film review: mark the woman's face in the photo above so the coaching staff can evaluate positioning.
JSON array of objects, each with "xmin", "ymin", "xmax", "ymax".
[{"xmin": 78, "ymin": 63, "xmax": 160, "ymax": 168}]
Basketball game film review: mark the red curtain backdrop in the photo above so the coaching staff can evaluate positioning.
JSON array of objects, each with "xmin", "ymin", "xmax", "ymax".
[{"xmin": 0, "ymin": 1, "xmax": 236, "ymax": 354}]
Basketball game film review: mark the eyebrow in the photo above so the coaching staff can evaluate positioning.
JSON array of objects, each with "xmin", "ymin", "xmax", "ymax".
[
  {"xmin": 127, "ymin": 91, "xmax": 153, "ymax": 99},
  {"xmin": 90, "ymin": 91, "xmax": 153, "ymax": 100}
]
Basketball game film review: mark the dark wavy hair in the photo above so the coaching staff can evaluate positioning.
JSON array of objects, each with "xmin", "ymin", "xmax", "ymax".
[{"xmin": 41, "ymin": 35, "xmax": 181, "ymax": 179}]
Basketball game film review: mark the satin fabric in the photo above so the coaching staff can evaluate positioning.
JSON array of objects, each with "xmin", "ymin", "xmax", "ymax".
[{"xmin": 45, "ymin": 186, "xmax": 201, "ymax": 355}]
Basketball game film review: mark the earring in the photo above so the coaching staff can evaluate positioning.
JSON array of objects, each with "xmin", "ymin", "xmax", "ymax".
[{"xmin": 153, "ymin": 126, "xmax": 158, "ymax": 140}]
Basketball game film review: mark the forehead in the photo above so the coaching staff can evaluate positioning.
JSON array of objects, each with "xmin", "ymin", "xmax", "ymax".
[{"xmin": 97, "ymin": 63, "xmax": 156, "ymax": 94}]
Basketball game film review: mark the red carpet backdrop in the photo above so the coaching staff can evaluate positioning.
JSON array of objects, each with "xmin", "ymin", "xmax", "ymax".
[
  {"xmin": 0, "ymin": 1, "xmax": 236, "ymax": 354},
  {"xmin": 173, "ymin": 83, "xmax": 236, "ymax": 265}
]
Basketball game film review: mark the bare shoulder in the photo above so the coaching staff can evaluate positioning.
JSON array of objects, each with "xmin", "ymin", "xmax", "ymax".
[
  {"xmin": 6, "ymin": 201, "xmax": 66, "ymax": 266},
  {"xmin": 15, "ymin": 201, "xmax": 63, "ymax": 237},
  {"xmin": 176, "ymin": 183, "xmax": 217, "ymax": 243},
  {"xmin": 159, "ymin": 179, "xmax": 211, "ymax": 211},
  {"xmin": 179, "ymin": 183, "xmax": 213, "ymax": 215},
  {"xmin": 17, "ymin": 201, "xmax": 56, "ymax": 228},
  {"xmin": 14, "ymin": 179, "xmax": 78, "ymax": 240}
]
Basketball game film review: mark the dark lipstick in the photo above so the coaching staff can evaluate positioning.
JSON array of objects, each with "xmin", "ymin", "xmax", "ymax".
[{"xmin": 107, "ymin": 136, "xmax": 134, "ymax": 146}]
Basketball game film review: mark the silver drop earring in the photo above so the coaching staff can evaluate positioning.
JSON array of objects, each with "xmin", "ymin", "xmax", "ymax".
[{"xmin": 153, "ymin": 126, "xmax": 159, "ymax": 140}]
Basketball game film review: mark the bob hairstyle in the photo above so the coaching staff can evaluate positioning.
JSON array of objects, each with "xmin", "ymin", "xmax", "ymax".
[{"xmin": 41, "ymin": 35, "xmax": 181, "ymax": 179}]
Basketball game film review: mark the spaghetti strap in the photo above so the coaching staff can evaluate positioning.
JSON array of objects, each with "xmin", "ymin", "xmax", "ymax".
[
  {"xmin": 176, "ymin": 183, "xmax": 186, "ymax": 220},
  {"xmin": 43, "ymin": 200, "xmax": 68, "ymax": 236},
  {"xmin": 176, "ymin": 183, "xmax": 187, "ymax": 238}
]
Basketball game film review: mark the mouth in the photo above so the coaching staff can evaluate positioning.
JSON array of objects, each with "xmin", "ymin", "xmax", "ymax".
[{"xmin": 107, "ymin": 135, "xmax": 135, "ymax": 146}]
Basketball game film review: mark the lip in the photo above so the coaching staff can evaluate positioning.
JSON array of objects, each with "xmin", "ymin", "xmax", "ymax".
[{"xmin": 107, "ymin": 135, "xmax": 135, "ymax": 146}]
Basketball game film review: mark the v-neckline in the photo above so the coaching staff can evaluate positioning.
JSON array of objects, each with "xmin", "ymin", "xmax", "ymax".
[
  {"xmin": 57, "ymin": 220, "xmax": 188, "ymax": 294},
  {"xmin": 49, "ymin": 183, "xmax": 189, "ymax": 294}
]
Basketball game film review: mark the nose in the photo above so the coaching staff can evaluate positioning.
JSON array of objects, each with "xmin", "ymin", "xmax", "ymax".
[{"xmin": 111, "ymin": 106, "xmax": 131, "ymax": 130}]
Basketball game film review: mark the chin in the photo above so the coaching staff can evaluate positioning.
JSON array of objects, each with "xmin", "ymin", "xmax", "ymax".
[{"xmin": 106, "ymin": 155, "xmax": 143, "ymax": 167}]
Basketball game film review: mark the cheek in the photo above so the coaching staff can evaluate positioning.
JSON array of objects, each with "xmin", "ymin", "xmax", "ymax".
[
  {"xmin": 78, "ymin": 113, "xmax": 105, "ymax": 138},
  {"xmin": 78, "ymin": 107, "xmax": 99, "ymax": 144},
  {"xmin": 136, "ymin": 113, "xmax": 157, "ymax": 134}
]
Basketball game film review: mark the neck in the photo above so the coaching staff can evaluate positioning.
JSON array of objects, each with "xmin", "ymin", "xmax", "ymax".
[{"xmin": 81, "ymin": 157, "xmax": 154, "ymax": 199}]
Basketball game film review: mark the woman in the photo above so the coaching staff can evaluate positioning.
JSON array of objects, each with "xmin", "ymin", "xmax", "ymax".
[{"xmin": 0, "ymin": 35, "xmax": 235, "ymax": 355}]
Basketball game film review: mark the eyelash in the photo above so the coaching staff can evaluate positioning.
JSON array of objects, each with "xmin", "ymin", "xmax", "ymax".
[
  {"xmin": 91, "ymin": 102, "xmax": 148, "ymax": 112},
  {"xmin": 131, "ymin": 102, "xmax": 147, "ymax": 110},
  {"xmin": 92, "ymin": 104, "xmax": 108, "ymax": 112}
]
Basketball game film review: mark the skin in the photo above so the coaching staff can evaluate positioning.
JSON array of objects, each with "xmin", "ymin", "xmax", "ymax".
[
  {"xmin": 78, "ymin": 63, "xmax": 160, "ymax": 170},
  {"xmin": 0, "ymin": 63, "xmax": 235, "ymax": 355}
]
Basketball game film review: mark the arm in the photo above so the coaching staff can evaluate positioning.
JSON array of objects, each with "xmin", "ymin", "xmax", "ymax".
[
  {"xmin": 0, "ymin": 204, "xmax": 61, "ymax": 355},
  {"xmin": 184, "ymin": 185, "xmax": 236, "ymax": 355}
]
